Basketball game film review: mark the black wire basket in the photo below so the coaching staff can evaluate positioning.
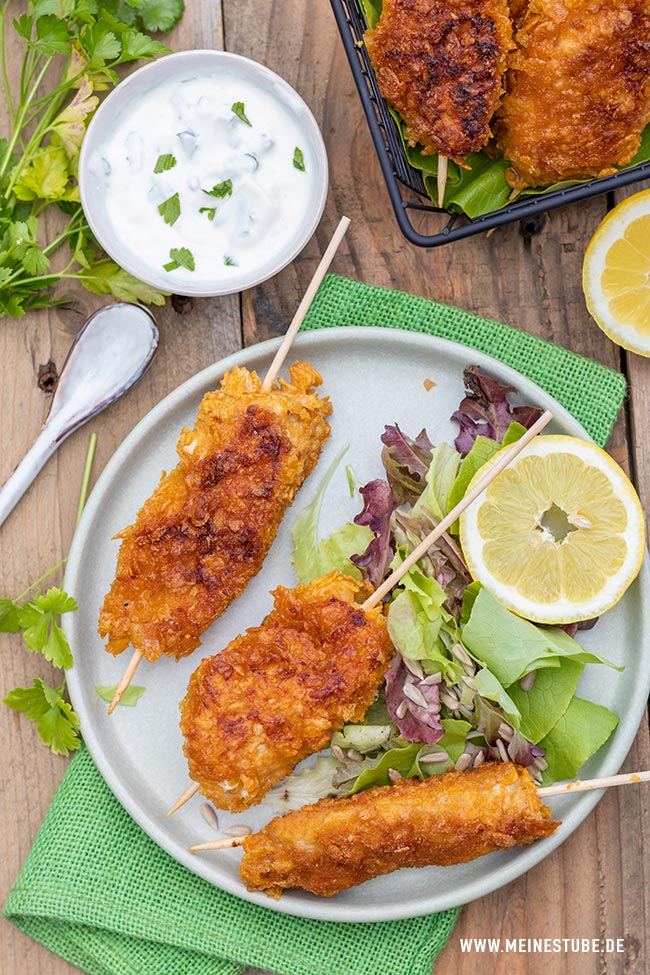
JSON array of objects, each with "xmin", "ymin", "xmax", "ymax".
[{"xmin": 330, "ymin": 0, "xmax": 650, "ymax": 247}]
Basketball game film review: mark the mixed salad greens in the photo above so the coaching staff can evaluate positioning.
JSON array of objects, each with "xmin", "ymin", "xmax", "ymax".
[
  {"xmin": 359, "ymin": 0, "xmax": 650, "ymax": 218},
  {"xmin": 267, "ymin": 367, "xmax": 621, "ymax": 813}
]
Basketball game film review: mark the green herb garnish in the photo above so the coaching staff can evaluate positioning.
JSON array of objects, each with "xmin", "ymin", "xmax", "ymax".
[
  {"xmin": 231, "ymin": 102, "xmax": 251, "ymax": 126},
  {"xmin": 95, "ymin": 684, "xmax": 146, "ymax": 707},
  {"xmin": 199, "ymin": 207, "xmax": 217, "ymax": 221},
  {"xmin": 203, "ymin": 179, "xmax": 233, "ymax": 199},
  {"xmin": 224, "ymin": 256, "xmax": 236, "ymax": 266},
  {"xmin": 158, "ymin": 192, "xmax": 181, "ymax": 226},
  {"xmin": 4, "ymin": 679, "xmax": 80, "ymax": 756},
  {"xmin": 154, "ymin": 153, "xmax": 177, "ymax": 174},
  {"xmin": 293, "ymin": 146, "xmax": 305, "ymax": 171},
  {"xmin": 1, "ymin": 434, "xmax": 98, "ymax": 755},
  {"xmin": 0, "ymin": 2, "xmax": 184, "ymax": 319},
  {"xmin": 163, "ymin": 247, "xmax": 195, "ymax": 272}
]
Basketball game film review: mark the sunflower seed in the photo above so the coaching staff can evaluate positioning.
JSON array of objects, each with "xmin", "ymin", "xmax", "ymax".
[
  {"xmin": 331, "ymin": 745, "xmax": 345, "ymax": 762},
  {"xmin": 404, "ymin": 657, "xmax": 424, "ymax": 680},
  {"xmin": 519, "ymin": 670, "xmax": 537, "ymax": 692},
  {"xmin": 496, "ymin": 739, "xmax": 509, "ymax": 762},
  {"xmin": 473, "ymin": 751, "xmax": 485, "ymax": 768},
  {"xmin": 199, "ymin": 803, "xmax": 219, "ymax": 831},
  {"xmin": 421, "ymin": 672, "xmax": 443, "ymax": 685},
  {"xmin": 419, "ymin": 751, "xmax": 449, "ymax": 764},
  {"xmin": 388, "ymin": 768, "xmax": 402, "ymax": 782},
  {"xmin": 395, "ymin": 699, "xmax": 409, "ymax": 720},
  {"xmin": 224, "ymin": 824, "xmax": 252, "ymax": 837},
  {"xmin": 498, "ymin": 722, "xmax": 514, "ymax": 742},
  {"xmin": 403, "ymin": 682, "xmax": 429, "ymax": 708},
  {"xmin": 461, "ymin": 675, "xmax": 478, "ymax": 692},
  {"xmin": 455, "ymin": 753, "xmax": 472, "ymax": 771},
  {"xmin": 347, "ymin": 749, "xmax": 363, "ymax": 762},
  {"xmin": 440, "ymin": 691, "xmax": 459, "ymax": 710},
  {"xmin": 451, "ymin": 643, "xmax": 473, "ymax": 668},
  {"xmin": 532, "ymin": 756, "xmax": 548, "ymax": 772}
]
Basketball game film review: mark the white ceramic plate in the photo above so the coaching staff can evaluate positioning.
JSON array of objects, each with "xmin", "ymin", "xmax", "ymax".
[{"xmin": 64, "ymin": 327, "xmax": 650, "ymax": 923}]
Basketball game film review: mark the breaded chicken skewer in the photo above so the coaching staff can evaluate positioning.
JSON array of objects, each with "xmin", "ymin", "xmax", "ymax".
[
  {"xmin": 496, "ymin": 0, "xmax": 650, "ymax": 188},
  {"xmin": 192, "ymin": 763, "xmax": 559, "ymax": 896},
  {"xmin": 364, "ymin": 0, "xmax": 513, "ymax": 205},
  {"xmin": 101, "ymin": 217, "xmax": 350, "ymax": 712},
  {"xmin": 190, "ymin": 767, "xmax": 650, "ymax": 899},
  {"xmin": 168, "ymin": 410, "xmax": 553, "ymax": 816}
]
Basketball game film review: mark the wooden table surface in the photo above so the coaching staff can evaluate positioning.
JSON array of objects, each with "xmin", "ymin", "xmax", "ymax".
[{"xmin": 2, "ymin": 3, "xmax": 650, "ymax": 974}]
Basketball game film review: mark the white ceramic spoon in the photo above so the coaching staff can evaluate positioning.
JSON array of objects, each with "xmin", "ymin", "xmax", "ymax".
[{"xmin": 0, "ymin": 302, "xmax": 159, "ymax": 529}]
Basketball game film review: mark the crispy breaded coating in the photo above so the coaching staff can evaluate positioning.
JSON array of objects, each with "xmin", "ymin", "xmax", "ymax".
[
  {"xmin": 180, "ymin": 572, "xmax": 394, "ymax": 813},
  {"xmin": 240, "ymin": 762, "xmax": 559, "ymax": 898},
  {"xmin": 98, "ymin": 363, "xmax": 331, "ymax": 662},
  {"xmin": 496, "ymin": 0, "xmax": 650, "ymax": 188},
  {"xmin": 365, "ymin": 0, "xmax": 513, "ymax": 161}
]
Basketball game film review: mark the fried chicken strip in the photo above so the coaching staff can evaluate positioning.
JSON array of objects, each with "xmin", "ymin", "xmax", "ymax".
[
  {"xmin": 240, "ymin": 762, "xmax": 559, "ymax": 898},
  {"xmin": 365, "ymin": 0, "xmax": 513, "ymax": 162},
  {"xmin": 180, "ymin": 572, "xmax": 394, "ymax": 812},
  {"xmin": 99, "ymin": 363, "xmax": 331, "ymax": 662},
  {"xmin": 496, "ymin": 0, "xmax": 650, "ymax": 188}
]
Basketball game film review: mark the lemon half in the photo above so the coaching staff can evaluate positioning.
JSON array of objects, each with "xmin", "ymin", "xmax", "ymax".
[
  {"xmin": 583, "ymin": 190, "xmax": 650, "ymax": 356},
  {"xmin": 459, "ymin": 435, "xmax": 645, "ymax": 624}
]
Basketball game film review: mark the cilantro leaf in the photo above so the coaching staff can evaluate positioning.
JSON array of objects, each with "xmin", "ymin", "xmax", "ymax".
[
  {"xmin": 81, "ymin": 20, "xmax": 121, "ymax": 67},
  {"xmin": 4, "ymin": 679, "xmax": 81, "ymax": 756},
  {"xmin": 224, "ymin": 256, "xmax": 236, "ymax": 266},
  {"xmin": 137, "ymin": 0, "xmax": 185, "ymax": 32},
  {"xmin": 158, "ymin": 191, "xmax": 180, "ymax": 225},
  {"xmin": 95, "ymin": 684, "xmax": 146, "ymax": 707},
  {"xmin": 79, "ymin": 260, "xmax": 168, "ymax": 304},
  {"xmin": 199, "ymin": 206, "xmax": 216, "ymax": 221},
  {"xmin": 231, "ymin": 102, "xmax": 251, "ymax": 126},
  {"xmin": 120, "ymin": 28, "xmax": 168, "ymax": 61},
  {"xmin": 202, "ymin": 179, "xmax": 232, "ymax": 199},
  {"xmin": 33, "ymin": 15, "xmax": 71, "ymax": 54},
  {"xmin": 0, "ymin": 598, "xmax": 20, "ymax": 633},
  {"xmin": 16, "ymin": 587, "xmax": 77, "ymax": 669},
  {"xmin": 154, "ymin": 153, "xmax": 177, "ymax": 174},
  {"xmin": 163, "ymin": 246, "xmax": 194, "ymax": 272},
  {"xmin": 13, "ymin": 14, "xmax": 34, "ymax": 41},
  {"xmin": 13, "ymin": 146, "xmax": 70, "ymax": 202},
  {"xmin": 293, "ymin": 146, "xmax": 305, "ymax": 171}
]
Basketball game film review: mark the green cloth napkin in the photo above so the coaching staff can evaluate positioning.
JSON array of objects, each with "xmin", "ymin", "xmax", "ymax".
[{"xmin": 4, "ymin": 274, "xmax": 627, "ymax": 975}]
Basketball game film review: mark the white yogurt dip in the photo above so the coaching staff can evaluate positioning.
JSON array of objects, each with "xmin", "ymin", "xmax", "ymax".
[{"xmin": 80, "ymin": 53, "xmax": 328, "ymax": 295}]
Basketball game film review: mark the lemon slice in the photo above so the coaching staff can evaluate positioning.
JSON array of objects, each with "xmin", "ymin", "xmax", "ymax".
[
  {"xmin": 459, "ymin": 435, "xmax": 645, "ymax": 624},
  {"xmin": 583, "ymin": 190, "xmax": 650, "ymax": 356}
]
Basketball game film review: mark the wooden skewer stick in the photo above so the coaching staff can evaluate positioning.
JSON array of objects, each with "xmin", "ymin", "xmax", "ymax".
[
  {"xmin": 110, "ymin": 216, "xmax": 351, "ymax": 717},
  {"xmin": 107, "ymin": 648, "xmax": 143, "ymax": 715},
  {"xmin": 537, "ymin": 769, "xmax": 650, "ymax": 798},
  {"xmin": 437, "ymin": 155, "xmax": 448, "ymax": 208},
  {"xmin": 172, "ymin": 407, "xmax": 552, "ymax": 814},
  {"xmin": 363, "ymin": 409, "xmax": 553, "ymax": 610},
  {"xmin": 189, "ymin": 769, "xmax": 650, "ymax": 853}
]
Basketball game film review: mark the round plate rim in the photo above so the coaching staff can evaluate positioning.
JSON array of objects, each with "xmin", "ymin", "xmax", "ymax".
[{"xmin": 64, "ymin": 326, "xmax": 650, "ymax": 922}]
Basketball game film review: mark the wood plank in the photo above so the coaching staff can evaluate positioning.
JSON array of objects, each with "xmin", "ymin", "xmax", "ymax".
[
  {"xmin": 0, "ymin": 6, "xmax": 240, "ymax": 975},
  {"xmin": 226, "ymin": 5, "xmax": 649, "ymax": 975}
]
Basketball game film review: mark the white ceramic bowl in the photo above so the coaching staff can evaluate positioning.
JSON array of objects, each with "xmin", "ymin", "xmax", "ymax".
[{"xmin": 79, "ymin": 50, "xmax": 328, "ymax": 297}]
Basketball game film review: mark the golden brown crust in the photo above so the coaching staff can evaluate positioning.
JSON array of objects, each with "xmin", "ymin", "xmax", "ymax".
[
  {"xmin": 180, "ymin": 572, "xmax": 395, "ymax": 812},
  {"xmin": 496, "ymin": 0, "xmax": 650, "ymax": 188},
  {"xmin": 365, "ymin": 0, "xmax": 513, "ymax": 161},
  {"xmin": 98, "ymin": 363, "xmax": 331, "ymax": 662},
  {"xmin": 240, "ymin": 762, "xmax": 559, "ymax": 898}
]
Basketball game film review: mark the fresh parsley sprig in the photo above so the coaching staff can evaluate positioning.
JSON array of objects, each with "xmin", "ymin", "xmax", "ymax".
[{"xmin": 0, "ymin": 0, "xmax": 185, "ymax": 320}]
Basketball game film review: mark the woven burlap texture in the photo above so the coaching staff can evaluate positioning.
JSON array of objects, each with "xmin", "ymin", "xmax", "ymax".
[{"xmin": 4, "ymin": 274, "xmax": 627, "ymax": 975}]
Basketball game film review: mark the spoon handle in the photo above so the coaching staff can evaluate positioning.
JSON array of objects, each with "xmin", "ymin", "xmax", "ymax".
[{"xmin": 0, "ymin": 425, "xmax": 60, "ymax": 529}]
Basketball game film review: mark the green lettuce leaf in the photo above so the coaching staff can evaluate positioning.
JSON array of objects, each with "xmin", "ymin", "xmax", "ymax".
[
  {"xmin": 291, "ymin": 446, "xmax": 372, "ymax": 583},
  {"xmin": 539, "ymin": 697, "xmax": 619, "ymax": 785},
  {"xmin": 412, "ymin": 442, "xmax": 460, "ymax": 521},
  {"xmin": 508, "ymin": 657, "xmax": 584, "ymax": 744},
  {"xmin": 473, "ymin": 667, "xmax": 521, "ymax": 725},
  {"xmin": 461, "ymin": 587, "xmax": 621, "ymax": 687}
]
